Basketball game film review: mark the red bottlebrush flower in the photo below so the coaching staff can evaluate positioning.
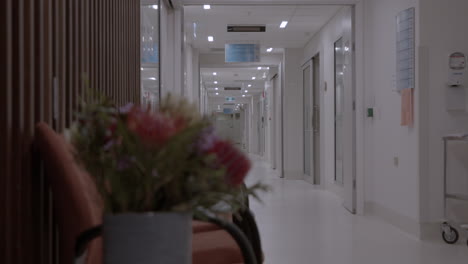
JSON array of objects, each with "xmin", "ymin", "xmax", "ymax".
[
  {"xmin": 207, "ymin": 140, "xmax": 251, "ymax": 186},
  {"xmin": 126, "ymin": 107, "xmax": 188, "ymax": 147}
]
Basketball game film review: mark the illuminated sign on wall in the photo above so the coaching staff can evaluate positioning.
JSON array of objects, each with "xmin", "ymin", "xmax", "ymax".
[{"xmin": 225, "ymin": 44, "xmax": 260, "ymax": 63}]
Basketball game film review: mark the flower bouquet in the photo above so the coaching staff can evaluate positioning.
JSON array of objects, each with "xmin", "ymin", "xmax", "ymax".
[{"xmin": 71, "ymin": 94, "xmax": 267, "ymax": 264}]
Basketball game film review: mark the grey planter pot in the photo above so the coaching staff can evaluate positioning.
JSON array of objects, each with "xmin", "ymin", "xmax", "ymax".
[{"xmin": 103, "ymin": 212, "xmax": 192, "ymax": 264}]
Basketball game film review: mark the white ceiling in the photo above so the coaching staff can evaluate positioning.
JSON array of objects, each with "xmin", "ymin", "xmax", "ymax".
[
  {"xmin": 184, "ymin": 5, "xmax": 342, "ymax": 53},
  {"xmin": 202, "ymin": 67, "xmax": 270, "ymax": 101},
  {"xmin": 182, "ymin": 0, "xmax": 357, "ymax": 5}
]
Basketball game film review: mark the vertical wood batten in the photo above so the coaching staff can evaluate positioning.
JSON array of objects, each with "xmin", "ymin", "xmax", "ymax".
[
  {"xmin": 11, "ymin": 1, "xmax": 24, "ymax": 261},
  {"xmin": 1, "ymin": 1, "xmax": 141, "ymax": 262},
  {"xmin": 23, "ymin": 1, "xmax": 34, "ymax": 262},
  {"xmin": 1, "ymin": 0, "xmax": 12, "ymax": 262}
]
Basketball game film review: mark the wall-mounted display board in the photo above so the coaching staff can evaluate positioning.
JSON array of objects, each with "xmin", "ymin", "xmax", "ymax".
[{"xmin": 396, "ymin": 7, "xmax": 415, "ymax": 91}]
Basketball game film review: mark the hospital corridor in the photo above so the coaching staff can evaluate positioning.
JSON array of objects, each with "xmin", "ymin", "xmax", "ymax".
[{"xmin": 2, "ymin": 0, "xmax": 468, "ymax": 263}]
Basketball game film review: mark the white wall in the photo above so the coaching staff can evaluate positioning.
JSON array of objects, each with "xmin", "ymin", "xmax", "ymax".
[
  {"xmin": 419, "ymin": 0, "xmax": 468, "ymax": 236},
  {"xmin": 362, "ymin": 0, "xmax": 421, "ymax": 236},
  {"xmin": 250, "ymin": 95, "xmax": 261, "ymax": 154},
  {"xmin": 283, "ymin": 49, "xmax": 303, "ymax": 179},
  {"xmin": 302, "ymin": 0, "xmax": 422, "ymax": 235},
  {"xmin": 184, "ymin": 43, "xmax": 200, "ymax": 107},
  {"xmin": 160, "ymin": 2, "xmax": 183, "ymax": 96}
]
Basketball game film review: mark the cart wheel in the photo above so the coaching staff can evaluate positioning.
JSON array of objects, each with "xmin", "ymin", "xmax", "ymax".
[{"xmin": 442, "ymin": 227, "xmax": 459, "ymax": 244}]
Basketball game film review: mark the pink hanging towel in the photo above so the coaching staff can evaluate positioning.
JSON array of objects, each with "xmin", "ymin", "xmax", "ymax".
[{"xmin": 401, "ymin": 88, "xmax": 414, "ymax": 126}]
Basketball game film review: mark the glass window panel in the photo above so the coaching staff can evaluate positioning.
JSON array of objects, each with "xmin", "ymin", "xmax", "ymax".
[
  {"xmin": 334, "ymin": 37, "xmax": 344, "ymax": 184},
  {"xmin": 141, "ymin": 1, "xmax": 160, "ymax": 109}
]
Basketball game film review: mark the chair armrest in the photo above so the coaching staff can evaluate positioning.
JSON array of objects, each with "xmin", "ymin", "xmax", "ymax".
[
  {"xmin": 75, "ymin": 225, "xmax": 102, "ymax": 263},
  {"xmin": 205, "ymin": 216, "xmax": 257, "ymax": 264}
]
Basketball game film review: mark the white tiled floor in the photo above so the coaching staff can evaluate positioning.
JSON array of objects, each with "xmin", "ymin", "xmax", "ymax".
[{"xmin": 245, "ymin": 156, "xmax": 468, "ymax": 264}]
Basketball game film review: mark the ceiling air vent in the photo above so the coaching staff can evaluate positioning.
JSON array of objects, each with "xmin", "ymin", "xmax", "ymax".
[
  {"xmin": 227, "ymin": 25, "xmax": 266, "ymax": 33},
  {"xmin": 210, "ymin": 48, "xmax": 225, "ymax": 53},
  {"xmin": 224, "ymin": 87, "xmax": 242, "ymax": 91}
]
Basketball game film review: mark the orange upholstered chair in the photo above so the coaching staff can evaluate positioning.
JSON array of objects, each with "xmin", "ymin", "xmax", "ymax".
[{"xmin": 35, "ymin": 122, "xmax": 103, "ymax": 264}]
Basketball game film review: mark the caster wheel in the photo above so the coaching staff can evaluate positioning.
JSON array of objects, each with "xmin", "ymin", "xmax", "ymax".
[{"xmin": 442, "ymin": 227, "xmax": 459, "ymax": 244}]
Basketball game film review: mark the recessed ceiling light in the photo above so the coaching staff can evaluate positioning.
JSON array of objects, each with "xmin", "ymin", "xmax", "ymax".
[
  {"xmin": 248, "ymin": 84, "xmax": 252, "ymax": 87},
  {"xmin": 280, "ymin": 21, "xmax": 288, "ymax": 28},
  {"xmin": 215, "ymin": 87, "xmax": 219, "ymax": 90},
  {"xmin": 149, "ymin": 77, "xmax": 156, "ymax": 80},
  {"xmin": 213, "ymin": 72, "xmax": 217, "ymax": 76},
  {"xmin": 257, "ymin": 67, "xmax": 262, "ymax": 70},
  {"xmin": 203, "ymin": 4, "xmax": 211, "ymax": 9},
  {"xmin": 245, "ymin": 90, "xmax": 248, "ymax": 93},
  {"xmin": 214, "ymin": 81, "xmax": 218, "ymax": 84},
  {"xmin": 208, "ymin": 36, "xmax": 214, "ymax": 42},
  {"xmin": 252, "ymin": 77, "xmax": 256, "ymax": 80},
  {"xmin": 152, "ymin": 5, "xmax": 158, "ymax": 9},
  {"xmin": 242, "ymin": 95, "xmax": 246, "ymax": 97},
  {"xmin": 215, "ymin": 92, "xmax": 219, "ymax": 95},
  {"xmin": 267, "ymin": 67, "xmax": 270, "ymax": 70},
  {"xmin": 140, "ymin": 67, "xmax": 144, "ymax": 71},
  {"xmin": 266, "ymin": 47, "xmax": 273, "ymax": 53}
]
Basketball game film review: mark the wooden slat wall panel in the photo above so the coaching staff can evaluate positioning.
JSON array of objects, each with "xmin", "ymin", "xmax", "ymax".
[
  {"xmin": 0, "ymin": 0, "xmax": 141, "ymax": 263},
  {"xmin": 1, "ymin": 0, "xmax": 12, "ymax": 262}
]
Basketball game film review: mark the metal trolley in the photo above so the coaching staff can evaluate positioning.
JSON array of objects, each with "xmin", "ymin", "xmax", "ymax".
[{"xmin": 441, "ymin": 135, "xmax": 468, "ymax": 246}]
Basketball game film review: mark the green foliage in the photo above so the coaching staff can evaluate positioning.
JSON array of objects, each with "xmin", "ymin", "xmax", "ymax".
[{"xmin": 71, "ymin": 94, "xmax": 268, "ymax": 217}]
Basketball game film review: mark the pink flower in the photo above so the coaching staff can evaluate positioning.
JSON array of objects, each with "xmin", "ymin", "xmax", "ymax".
[
  {"xmin": 207, "ymin": 140, "xmax": 251, "ymax": 186},
  {"xmin": 126, "ymin": 107, "xmax": 187, "ymax": 147}
]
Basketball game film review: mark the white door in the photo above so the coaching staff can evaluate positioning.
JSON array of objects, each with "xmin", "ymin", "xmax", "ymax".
[
  {"xmin": 341, "ymin": 6, "xmax": 356, "ymax": 214},
  {"xmin": 302, "ymin": 60, "xmax": 313, "ymax": 181},
  {"xmin": 312, "ymin": 54, "xmax": 321, "ymax": 185}
]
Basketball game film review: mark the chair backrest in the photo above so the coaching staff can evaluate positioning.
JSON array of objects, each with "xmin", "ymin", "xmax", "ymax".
[{"xmin": 35, "ymin": 122, "xmax": 103, "ymax": 264}]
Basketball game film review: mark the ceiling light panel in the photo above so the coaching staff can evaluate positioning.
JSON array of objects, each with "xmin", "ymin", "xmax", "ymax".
[
  {"xmin": 203, "ymin": 5, "xmax": 211, "ymax": 10},
  {"xmin": 208, "ymin": 36, "xmax": 214, "ymax": 42},
  {"xmin": 280, "ymin": 21, "xmax": 288, "ymax": 28}
]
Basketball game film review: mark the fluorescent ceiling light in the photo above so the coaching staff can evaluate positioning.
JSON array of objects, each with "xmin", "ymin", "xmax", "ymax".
[
  {"xmin": 208, "ymin": 36, "xmax": 214, "ymax": 42},
  {"xmin": 245, "ymin": 90, "xmax": 248, "ymax": 93},
  {"xmin": 213, "ymin": 72, "xmax": 217, "ymax": 76},
  {"xmin": 267, "ymin": 67, "xmax": 270, "ymax": 70},
  {"xmin": 215, "ymin": 87, "xmax": 219, "ymax": 90},
  {"xmin": 280, "ymin": 21, "xmax": 288, "ymax": 28},
  {"xmin": 242, "ymin": 95, "xmax": 246, "ymax": 97},
  {"xmin": 214, "ymin": 81, "xmax": 218, "ymax": 84},
  {"xmin": 203, "ymin": 4, "xmax": 211, "ymax": 10},
  {"xmin": 266, "ymin": 47, "xmax": 273, "ymax": 53},
  {"xmin": 248, "ymin": 84, "xmax": 252, "ymax": 87},
  {"xmin": 152, "ymin": 5, "xmax": 158, "ymax": 9},
  {"xmin": 149, "ymin": 77, "xmax": 156, "ymax": 80},
  {"xmin": 252, "ymin": 77, "xmax": 256, "ymax": 80},
  {"xmin": 257, "ymin": 67, "xmax": 262, "ymax": 70},
  {"xmin": 215, "ymin": 92, "xmax": 219, "ymax": 95}
]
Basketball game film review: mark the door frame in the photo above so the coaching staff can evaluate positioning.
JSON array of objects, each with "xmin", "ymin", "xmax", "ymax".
[{"xmin": 301, "ymin": 59, "xmax": 314, "ymax": 183}]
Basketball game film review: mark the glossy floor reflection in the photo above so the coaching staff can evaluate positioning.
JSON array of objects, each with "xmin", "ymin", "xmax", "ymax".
[{"xmin": 245, "ymin": 156, "xmax": 468, "ymax": 264}]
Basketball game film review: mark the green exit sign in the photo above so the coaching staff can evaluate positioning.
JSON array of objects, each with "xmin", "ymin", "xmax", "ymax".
[{"xmin": 226, "ymin": 97, "xmax": 235, "ymax": 102}]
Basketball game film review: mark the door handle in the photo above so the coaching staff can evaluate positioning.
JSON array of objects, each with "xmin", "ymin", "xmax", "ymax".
[{"xmin": 313, "ymin": 106, "xmax": 319, "ymax": 132}]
